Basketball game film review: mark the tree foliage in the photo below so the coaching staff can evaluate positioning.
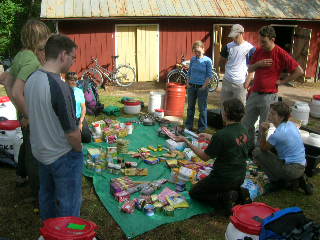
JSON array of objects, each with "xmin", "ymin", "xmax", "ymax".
[{"xmin": 0, "ymin": 0, "xmax": 41, "ymax": 59}]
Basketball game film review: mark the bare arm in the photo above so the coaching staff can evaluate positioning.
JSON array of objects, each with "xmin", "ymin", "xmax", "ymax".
[
  {"xmin": 259, "ymin": 122, "xmax": 273, "ymax": 151},
  {"xmin": 248, "ymin": 59, "xmax": 273, "ymax": 73},
  {"xmin": 277, "ymin": 66, "xmax": 304, "ymax": 85},
  {"xmin": 174, "ymin": 136, "xmax": 211, "ymax": 161},
  {"xmin": 79, "ymin": 103, "xmax": 86, "ymax": 130},
  {"xmin": 1, "ymin": 72, "xmax": 15, "ymax": 103},
  {"xmin": 66, "ymin": 129, "xmax": 82, "ymax": 152},
  {"xmin": 244, "ymin": 72, "xmax": 255, "ymax": 89},
  {"xmin": 12, "ymin": 79, "xmax": 28, "ymax": 117}
]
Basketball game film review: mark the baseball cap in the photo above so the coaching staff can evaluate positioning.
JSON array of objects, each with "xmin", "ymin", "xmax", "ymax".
[{"xmin": 228, "ymin": 24, "xmax": 244, "ymax": 38}]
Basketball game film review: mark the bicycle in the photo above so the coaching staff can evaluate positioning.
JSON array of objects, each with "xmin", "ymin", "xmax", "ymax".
[
  {"xmin": 167, "ymin": 55, "xmax": 220, "ymax": 92},
  {"xmin": 81, "ymin": 56, "xmax": 136, "ymax": 88}
]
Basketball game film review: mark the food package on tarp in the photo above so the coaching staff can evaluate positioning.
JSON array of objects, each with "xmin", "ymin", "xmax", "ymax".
[{"xmin": 166, "ymin": 194, "xmax": 189, "ymax": 208}]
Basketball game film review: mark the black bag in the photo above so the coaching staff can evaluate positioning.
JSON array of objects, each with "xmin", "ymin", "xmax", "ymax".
[{"xmin": 260, "ymin": 207, "xmax": 320, "ymax": 240}]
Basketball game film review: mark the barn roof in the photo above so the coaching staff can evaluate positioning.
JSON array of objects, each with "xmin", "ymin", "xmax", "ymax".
[{"xmin": 40, "ymin": 0, "xmax": 320, "ymax": 21}]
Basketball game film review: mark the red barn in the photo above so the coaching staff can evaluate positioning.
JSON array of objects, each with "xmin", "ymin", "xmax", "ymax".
[{"xmin": 41, "ymin": 0, "xmax": 320, "ymax": 82}]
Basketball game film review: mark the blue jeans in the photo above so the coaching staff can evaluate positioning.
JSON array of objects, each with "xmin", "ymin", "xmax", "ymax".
[
  {"xmin": 38, "ymin": 150, "xmax": 84, "ymax": 221},
  {"xmin": 185, "ymin": 86, "xmax": 208, "ymax": 131}
]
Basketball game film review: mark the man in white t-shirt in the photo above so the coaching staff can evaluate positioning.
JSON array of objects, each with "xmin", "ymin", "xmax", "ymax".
[{"xmin": 220, "ymin": 24, "xmax": 256, "ymax": 105}]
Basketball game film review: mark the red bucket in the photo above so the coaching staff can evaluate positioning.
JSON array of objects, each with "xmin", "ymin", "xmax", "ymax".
[{"xmin": 40, "ymin": 217, "xmax": 98, "ymax": 240}]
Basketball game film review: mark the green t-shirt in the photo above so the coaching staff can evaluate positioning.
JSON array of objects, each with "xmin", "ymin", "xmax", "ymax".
[
  {"xmin": 10, "ymin": 50, "xmax": 40, "ymax": 81},
  {"xmin": 204, "ymin": 123, "xmax": 248, "ymax": 184}
]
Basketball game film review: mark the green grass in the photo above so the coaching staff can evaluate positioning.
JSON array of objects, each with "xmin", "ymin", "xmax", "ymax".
[{"xmin": 0, "ymin": 84, "xmax": 319, "ymax": 240}]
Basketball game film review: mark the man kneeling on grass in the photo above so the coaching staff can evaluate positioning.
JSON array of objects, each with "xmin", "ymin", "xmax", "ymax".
[
  {"xmin": 253, "ymin": 102, "xmax": 313, "ymax": 195},
  {"xmin": 175, "ymin": 98, "xmax": 251, "ymax": 216}
]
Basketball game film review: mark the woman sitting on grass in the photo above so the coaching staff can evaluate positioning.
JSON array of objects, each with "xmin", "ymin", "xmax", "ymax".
[
  {"xmin": 253, "ymin": 101, "xmax": 313, "ymax": 195},
  {"xmin": 175, "ymin": 98, "xmax": 251, "ymax": 215}
]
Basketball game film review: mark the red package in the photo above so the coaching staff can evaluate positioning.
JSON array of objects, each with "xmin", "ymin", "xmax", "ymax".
[
  {"xmin": 115, "ymin": 191, "xmax": 130, "ymax": 202},
  {"xmin": 121, "ymin": 200, "xmax": 135, "ymax": 214}
]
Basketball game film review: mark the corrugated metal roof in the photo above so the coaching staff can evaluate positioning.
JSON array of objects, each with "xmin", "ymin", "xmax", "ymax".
[{"xmin": 40, "ymin": 0, "xmax": 320, "ymax": 20}]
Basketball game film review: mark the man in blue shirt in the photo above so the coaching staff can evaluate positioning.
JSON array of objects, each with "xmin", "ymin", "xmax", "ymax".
[
  {"xmin": 253, "ymin": 102, "xmax": 313, "ymax": 195},
  {"xmin": 185, "ymin": 40, "xmax": 213, "ymax": 133}
]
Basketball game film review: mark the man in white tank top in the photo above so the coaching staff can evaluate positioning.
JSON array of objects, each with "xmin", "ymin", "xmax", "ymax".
[{"xmin": 220, "ymin": 24, "xmax": 256, "ymax": 105}]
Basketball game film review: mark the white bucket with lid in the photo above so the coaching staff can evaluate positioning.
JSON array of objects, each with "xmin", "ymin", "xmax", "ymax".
[
  {"xmin": 0, "ymin": 96, "xmax": 17, "ymax": 120},
  {"xmin": 291, "ymin": 101, "xmax": 310, "ymax": 125},
  {"xmin": 310, "ymin": 95, "xmax": 320, "ymax": 118},
  {"xmin": 148, "ymin": 91, "xmax": 166, "ymax": 113}
]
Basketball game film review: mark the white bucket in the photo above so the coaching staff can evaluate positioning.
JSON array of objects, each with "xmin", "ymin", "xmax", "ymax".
[
  {"xmin": 291, "ymin": 101, "xmax": 310, "ymax": 126},
  {"xmin": 0, "ymin": 128, "xmax": 19, "ymax": 155},
  {"xmin": 225, "ymin": 223, "xmax": 259, "ymax": 240},
  {"xmin": 148, "ymin": 91, "xmax": 166, "ymax": 113},
  {"xmin": 310, "ymin": 98, "xmax": 320, "ymax": 118},
  {"xmin": 0, "ymin": 96, "xmax": 17, "ymax": 120}
]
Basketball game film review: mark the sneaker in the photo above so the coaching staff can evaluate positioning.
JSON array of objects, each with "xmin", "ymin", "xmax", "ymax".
[{"xmin": 299, "ymin": 175, "xmax": 314, "ymax": 195}]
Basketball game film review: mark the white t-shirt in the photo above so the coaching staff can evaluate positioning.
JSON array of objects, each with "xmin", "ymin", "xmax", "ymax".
[{"xmin": 221, "ymin": 41, "xmax": 255, "ymax": 84}]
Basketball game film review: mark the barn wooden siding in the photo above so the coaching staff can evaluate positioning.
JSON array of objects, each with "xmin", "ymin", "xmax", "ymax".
[
  {"xmin": 59, "ymin": 19, "xmax": 319, "ymax": 81},
  {"xmin": 60, "ymin": 20, "xmax": 212, "ymax": 81}
]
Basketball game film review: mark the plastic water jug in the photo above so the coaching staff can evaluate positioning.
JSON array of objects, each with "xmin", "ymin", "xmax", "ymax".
[
  {"xmin": 0, "ymin": 96, "xmax": 17, "ymax": 120},
  {"xmin": 148, "ymin": 91, "xmax": 166, "ymax": 113},
  {"xmin": 291, "ymin": 101, "xmax": 310, "ymax": 125}
]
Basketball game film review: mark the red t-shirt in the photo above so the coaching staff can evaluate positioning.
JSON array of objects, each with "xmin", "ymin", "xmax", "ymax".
[{"xmin": 250, "ymin": 45, "xmax": 299, "ymax": 93}]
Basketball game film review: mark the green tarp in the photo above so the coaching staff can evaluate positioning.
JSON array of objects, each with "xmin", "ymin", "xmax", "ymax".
[{"xmin": 83, "ymin": 118, "xmax": 213, "ymax": 239}]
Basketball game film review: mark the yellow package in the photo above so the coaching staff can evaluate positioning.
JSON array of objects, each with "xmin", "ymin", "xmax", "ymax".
[{"xmin": 166, "ymin": 195, "xmax": 189, "ymax": 208}]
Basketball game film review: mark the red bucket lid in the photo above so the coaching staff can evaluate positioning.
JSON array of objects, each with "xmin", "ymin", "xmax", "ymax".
[
  {"xmin": 40, "ymin": 217, "xmax": 97, "ymax": 240},
  {"xmin": 124, "ymin": 100, "xmax": 141, "ymax": 106},
  {"xmin": 313, "ymin": 95, "xmax": 320, "ymax": 100},
  {"xmin": 155, "ymin": 108, "xmax": 165, "ymax": 112},
  {"xmin": 230, "ymin": 202, "xmax": 279, "ymax": 235},
  {"xmin": 0, "ymin": 120, "xmax": 20, "ymax": 130},
  {"xmin": 0, "ymin": 96, "xmax": 11, "ymax": 103}
]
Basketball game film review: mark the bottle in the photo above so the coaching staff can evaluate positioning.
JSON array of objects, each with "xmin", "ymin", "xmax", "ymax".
[{"xmin": 125, "ymin": 122, "xmax": 133, "ymax": 134}]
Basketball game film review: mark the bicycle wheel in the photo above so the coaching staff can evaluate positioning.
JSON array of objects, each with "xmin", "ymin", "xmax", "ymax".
[
  {"xmin": 167, "ymin": 69, "xmax": 188, "ymax": 84},
  {"xmin": 81, "ymin": 68, "xmax": 103, "ymax": 87},
  {"xmin": 208, "ymin": 70, "xmax": 220, "ymax": 92},
  {"xmin": 114, "ymin": 65, "xmax": 136, "ymax": 87}
]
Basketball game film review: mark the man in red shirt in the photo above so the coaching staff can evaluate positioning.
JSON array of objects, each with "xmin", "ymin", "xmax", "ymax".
[{"xmin": 242, "ymin": 25, "xmax": 303, "ymax": 150}]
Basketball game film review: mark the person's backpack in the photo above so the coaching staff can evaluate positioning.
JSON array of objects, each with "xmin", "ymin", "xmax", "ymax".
[
  {"xmin": 78, "ymin": 77, "xmax": 104, "ymax": 115},
  {"xmin": 259, "ymin": 207, "xmax": 320, "ymax": 240}
]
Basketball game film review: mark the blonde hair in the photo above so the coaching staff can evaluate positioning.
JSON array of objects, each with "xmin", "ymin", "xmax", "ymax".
[
  {"xmin": 192, "ymin": 40, "xmax": 204, "ymax": 50},
  {"xmin": 20, "ymin": 19, "xmax": 51, "ymax": 60}
]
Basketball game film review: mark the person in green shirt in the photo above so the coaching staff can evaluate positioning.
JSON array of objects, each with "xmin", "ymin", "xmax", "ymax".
[
  {"xmin": 175, "ymin": 98, "xmax": 250, "ymax": 215},
  {"xmin": 0, "ymin": 20, "xmax": 51, "ymax": 197}
]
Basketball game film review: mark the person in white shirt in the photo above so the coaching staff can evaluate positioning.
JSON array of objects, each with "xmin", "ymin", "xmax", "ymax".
[{"xmin": 220, "ymin": 24, "xmax": 256, "ymax": 105}]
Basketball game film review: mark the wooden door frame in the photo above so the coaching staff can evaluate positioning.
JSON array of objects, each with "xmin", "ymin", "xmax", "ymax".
[
  {"xmin": 271, "ymin": 24, "xmax": 297, "ymax": 55},
  {"xmin": 316, "ymin": 51, "xmax": 320, "ymax": 82},
  {"xmin": 212, "ymin": 23, "xmax": 233, "ymax": 65},
  {"xmin": 115, "ymin": 24, "xmax": 160, "ymax": 81}
]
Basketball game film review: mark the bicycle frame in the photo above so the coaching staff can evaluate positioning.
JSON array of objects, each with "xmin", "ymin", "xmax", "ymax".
[{"xmin": 90, "ymin": 58, "xmax": 116, "ymax": 84}]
